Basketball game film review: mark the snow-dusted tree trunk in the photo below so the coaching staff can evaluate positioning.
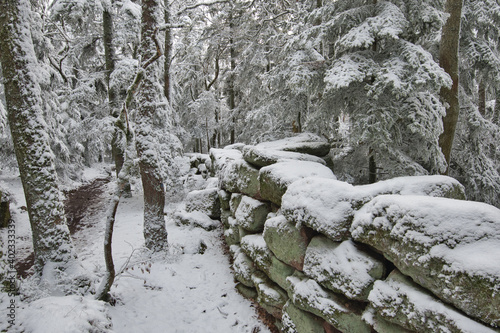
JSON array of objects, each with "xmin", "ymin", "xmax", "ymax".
[
  {"xmin": 439, "ymin": 0, "xmax": 463, "ymax": 173},
  {"xmin": 103, "ymin": 1, "xmax": 132, "ymax": 197},
  {"xmin": 164, "ymin": 0, "xmax": 172, "ymax": 103},
  {"xmin": 136, "ymin": 0, "xmax": 168, "ymax": 251},
  {"xmin": 0, "ymin": 0, "xmax": 77, "ymax": 272}
]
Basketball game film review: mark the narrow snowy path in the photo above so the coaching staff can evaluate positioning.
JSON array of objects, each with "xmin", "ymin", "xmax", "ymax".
[{"xmin": 1, "ymin": 168, "xmax": 270, "ymax": 332}]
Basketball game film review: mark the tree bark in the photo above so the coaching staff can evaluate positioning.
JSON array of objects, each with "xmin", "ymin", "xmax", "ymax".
[
  {"xmin": 478, "ymin": 79, "xmax": 486, "ymax": 117},
  {"xmin": 494, "ymin": 91, "xmax": 500, "ymax": 125},
  {"xmin": 0, "ymin": 0, "xmax": 77, "ymax": 273},
  {"xmin": 164, "ymin": 0, "xmax": 172, "ymax": 102},
  {"xmin": 438, "ymin": 0, "xmax": 463, "ymax": 174},
  {"xmin": 136, "ymin": 0, "xmax": 168, "ymax": 251},
  {"xmin": 103, "ymin": 3, "xmax": 132, "ymax": 196}
]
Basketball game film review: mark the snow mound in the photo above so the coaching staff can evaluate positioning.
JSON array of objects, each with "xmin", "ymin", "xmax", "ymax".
[{"xmin": 18, "ymin": 296, "xmax": 112, "ymax": 333}]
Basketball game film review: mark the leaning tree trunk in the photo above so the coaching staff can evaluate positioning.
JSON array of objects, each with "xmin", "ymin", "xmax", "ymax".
[
  {"xmin": 0, "ymin": 0, "xmax": 77, "ymax": 273},
  {"xmin": 164, "ymin": 0, "xmax": 172, "ymax": 103},
  {"xmin": 103, "ymin": 2, "xmax": 132, "ymax": 196},
  {"xmin": 438, "ymin": 0, "xmax": 463, "ymax": 174},
  {"xmin": 136, "ymin": 0, "xmax": 168, "ymax": 251}
]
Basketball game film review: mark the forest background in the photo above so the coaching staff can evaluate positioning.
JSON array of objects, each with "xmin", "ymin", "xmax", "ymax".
[{"xmin": 0, "ymin": 0, "xmax": 499, "ymax": 299}]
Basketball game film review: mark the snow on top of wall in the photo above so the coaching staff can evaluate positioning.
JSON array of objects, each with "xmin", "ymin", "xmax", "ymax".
[
  {"xmin": 260, "ymin": 161, "xmax": 335, "ymax": 186},
  {"xmin": 352, "ymin": 195, "xmax": 500, "ymax": 277},
  {"xmin": 255, "ymin": 133, "xmax": 327, "ymax": 151}
]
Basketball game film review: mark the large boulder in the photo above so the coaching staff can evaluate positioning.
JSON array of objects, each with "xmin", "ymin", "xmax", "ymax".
[
  {"xmin": 368, "ymin": 270, "xmax": 500, "ymax": 333},
  {"xmin": 359, "ymin": 175, "xmax": 466, "ymax": 200},
  {"xmin": 259, "ymin": 161, "xmax": 336, "ymax": 206},
  {"xmin": 255, "ymin": 133, "xmax": 331, "ymax": 157},
  {"xmin": 286, "ymin": 271, "xmax": 371, "ymax": 333},
  {"xmin": 352, "ymin": 195, "xmax": 500, "ymax": 327},
  {"xmin": 220, "ymin": 158, "xmax": 260, "ymax": 198},
  {"xmin": 263, "ymin": 214, "xmax": 313, "ymax": 270},
  {"xmin": 234, "ymin": 196, "xmax": 270, "ymax": 232},
  {"xmin": 303, "ymin": 237, "xmax": 385, "ymax": 301},
  {"xmin": 184, "ymin": 188, "xmax": 220, "ymax": 219},
  {"xmin": 282, "ymin": 178, "xmax": 370, "ymax": 241},
  {"xmin": 282, "ymin": 175, "xmax": 466, "ymax": 242},
  {"xmin": 243, "ymin": 146, "xmax": 328, "ymax": 168},
  {"xmin": 241, "ymin": 234, "xmax": 295, "ymax": 290},
  {"xmin": 209, "ymin": 148, "xmax": 242, "ymax": 177}
]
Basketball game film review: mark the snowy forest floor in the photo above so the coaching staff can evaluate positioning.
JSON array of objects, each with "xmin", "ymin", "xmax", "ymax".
[{"xmin": 0, "ymin": 165, "xmax": 271, "ymax": 332}]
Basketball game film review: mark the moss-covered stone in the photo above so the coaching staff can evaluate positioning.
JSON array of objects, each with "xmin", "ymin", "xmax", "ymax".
[
  {"xmin": 229, "ymin": 193, "xmax": 243, "ymax": 217},
  {"xmin": 220, "ymin": 209, "xmax": 231, "ymax": 228},
  {"xmin": 259, "ymin": 161, "xmax": 335, "ymax": 206},
  {"xmin": 263, "ymin": 214, "xmax": 312, "ymax": 270},
  {"xmin": 362, "ymin": 306, "xmax": 416, "ymax": 333},
  {"xmin": 220, "ymin": 159, "xmax": 261, "ymax": 198},
  {"xmin": 218, "ymin": 190, "xmax": 231, "ymax": 211},
  {"xmin": 303, "ymin": 237, "xmax": 385, "ymax": 301},
  {"xmin": 282, "ymin": 178, "xmax": 371, "ymax": 241},
  {"xmin": 235, "ymin": 283, "xmax": 258, "ymax": 300},
  {"xmin": 255, "ymin": 133, "xmax": 331, "ymax": 156},
  {"xmin": 287, "ymin": 271, "xmax": 371, "ymax": 333},
  {"xmin": 185, "ymin": 187, "xmax": 221, "ymax": 219},
  {"xmin": 234, "ymin": 195, "xmax": 270, "ymax": 232},
  {"xmin": 230, "ymin": 245, "xmax": 257, "ymax": 287},
  {"xmin": 252, "ymin": 270, "xmax": 288, "ymax": 319},
  {"xmin": 241, "ymin": 234, "xmax": 295, "ymax": 290},
  {"xmin": 369, "ymin": 270, "xmax": 500, "ymax": 333},
  {"xmin": 282, "ymin": 300, "xmax": 325, "ymax": 333},
  {"xmin": 243, "ymin": 146, "xmax": 327, "ymax": 169},
  {"xmin": 224, "ymin": 225, "xmax": 240, "ymax": 246},
  {"xmin": 352, "ymin": 195, "xmax": 500, "ymax": 327}
]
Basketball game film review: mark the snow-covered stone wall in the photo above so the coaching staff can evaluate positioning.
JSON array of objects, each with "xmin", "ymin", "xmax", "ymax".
[{"xmin": 209, "ymin": 133, "xmax": 500, "ymax": 333}]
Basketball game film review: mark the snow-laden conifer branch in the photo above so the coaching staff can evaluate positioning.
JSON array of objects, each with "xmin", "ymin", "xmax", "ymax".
[{"xmin": 176, "ymin": 0, "xmax": 229, "ymax": 15}]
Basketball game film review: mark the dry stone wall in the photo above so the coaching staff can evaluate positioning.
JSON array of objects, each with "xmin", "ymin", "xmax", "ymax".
[{"xmin": 205, "ymin": 133, "xmax": 500, "ymax": 333}]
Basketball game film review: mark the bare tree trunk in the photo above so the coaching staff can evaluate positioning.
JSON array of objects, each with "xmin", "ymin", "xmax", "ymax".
[
  {"xmin": 438, "ymin": 0, "xmax": 463, "ymax": 174},
  {"xmin": 136, "ymin": 0, "xmax": 168, "ymax": 251},
  {"xmin": 368, "ymin": 149, "xmax": 377, "ymax": 184},
  {"xmin": 0, "ymin": 0, "xmax": 78, "ymax": 276}
]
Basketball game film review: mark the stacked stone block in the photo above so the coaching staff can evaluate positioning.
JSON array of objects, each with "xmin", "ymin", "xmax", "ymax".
[{"xmin": 210, "ymin": 134, "xmax": 500, "ymax": 333}]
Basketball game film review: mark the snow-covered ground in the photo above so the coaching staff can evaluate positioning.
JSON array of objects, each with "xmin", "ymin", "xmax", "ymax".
[{"xmin": 0, "ymin": 166, "xmax": 269, "ymax": 332}]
